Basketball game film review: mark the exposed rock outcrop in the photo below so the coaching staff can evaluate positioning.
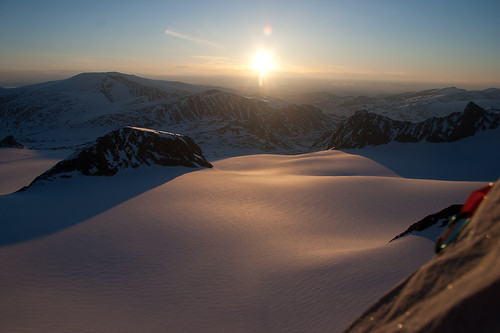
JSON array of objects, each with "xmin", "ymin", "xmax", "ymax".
[
  {"xmin": 389, "ymin": 204, "xmax": 462, "ymax": 242},
  {"xmin": 23, "ymin": 127, "xmax": 212, "ymax": 188}
]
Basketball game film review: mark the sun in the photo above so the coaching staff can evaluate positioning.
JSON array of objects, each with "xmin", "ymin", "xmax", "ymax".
[
  {"xmin": 252, "ymin": 50, "xmax": 275, "ymax": 87},
  {"xmin": 252, "ymin": 50, "xmax": 274, "ymax": 74}
]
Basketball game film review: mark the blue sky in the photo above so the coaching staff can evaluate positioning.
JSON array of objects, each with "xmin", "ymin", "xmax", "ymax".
[{"xmin": 1, "ymin": 0, "xmax": 499, "ymax": 88}]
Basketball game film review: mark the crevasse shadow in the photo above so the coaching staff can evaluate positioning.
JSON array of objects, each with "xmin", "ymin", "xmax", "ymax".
[{"xmin": 0, "ymin": 166, "xmax": 197, "ymax": 246}]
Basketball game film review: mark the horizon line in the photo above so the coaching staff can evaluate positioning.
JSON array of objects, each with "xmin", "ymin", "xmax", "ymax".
[{"xmin": 1, "ymin": 69, "xmax": 499, "ymax": 93}]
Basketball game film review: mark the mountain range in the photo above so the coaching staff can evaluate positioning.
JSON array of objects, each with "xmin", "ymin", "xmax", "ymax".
[
  {"xmin": 287, "ymin": 86, "xmax": 500, "ymax": 122},
  {"xmin": 313, "ymin": 101, "xmax": 500, "ymax": 149},
  {"xmin": 0, "ymin": 72, "xmax": 332, "ymax": 157},
  {"xmin": 1, "ymin": 72, "xmax": 500, "ymax": 157}
]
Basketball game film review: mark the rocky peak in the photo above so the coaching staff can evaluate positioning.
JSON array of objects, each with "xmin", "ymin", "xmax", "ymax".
[{"xmin": 23, "ymin": 127, "xmax": 212, "ymax": 188}]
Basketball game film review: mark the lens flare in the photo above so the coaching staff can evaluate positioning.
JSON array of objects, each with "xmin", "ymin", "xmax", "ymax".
[{"xmin": 263, "ymin": 25, "xmax": 273, "ymax": 36}]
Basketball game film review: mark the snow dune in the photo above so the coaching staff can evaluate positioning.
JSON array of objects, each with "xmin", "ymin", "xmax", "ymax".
[{"xmin": 0, "ymin": 149, "xmax": 486, "ymax": 332}]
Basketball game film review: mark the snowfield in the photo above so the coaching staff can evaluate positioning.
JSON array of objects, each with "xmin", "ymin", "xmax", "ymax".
[
  {"xmin": 344, "ymin": 127, "xmax": 500, "ymax": 182},
  {"xmin": 0, "ymin": 147, "xmax": 488, "ymax": 332},
  {"xmin": 0, "ymin": 148, "xmax": 72, "ymax": 195}
]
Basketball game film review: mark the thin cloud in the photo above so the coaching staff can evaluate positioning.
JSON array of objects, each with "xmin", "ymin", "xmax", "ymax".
[{"xmin": 165, "ymin": 29, "xmax": 220, "ymax": 47}]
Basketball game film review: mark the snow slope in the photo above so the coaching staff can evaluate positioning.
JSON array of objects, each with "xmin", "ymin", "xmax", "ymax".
[
  {"xmin": 0, "ymin": 148, "xmax": 72, "ymax": 195},
  {"xmin": 343, "ymin": 127, "xmax": 500, "ymax": 182},
  {"xmin": 0, "ymin": 149, "xmax": 486, "ymax": 332},
  {"xmin": 344, "ymin": 180, "xmax": 500, "ymax": 332}
]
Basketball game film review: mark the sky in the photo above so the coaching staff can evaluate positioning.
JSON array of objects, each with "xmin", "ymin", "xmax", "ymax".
[{"xmin": 1, "ymin": 0, "xmax": 499, "ymax": 90}]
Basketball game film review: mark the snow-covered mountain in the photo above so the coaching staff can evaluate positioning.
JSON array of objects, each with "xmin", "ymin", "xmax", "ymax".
[
  {"xmin": 289, "ymin": 86, "xmax": 500, "ymax": 122},
  {"xmin": 313, "ymin": 102, "xmax": 500, "ymax": 149},
  {"xmin": 23, "ymin": 127, "xmax": 212, "ymax": 189},
  {"xmin": 3, "ymin": 72, "xmax": 500, "ymax": 158},
  {"xmin": 0, "ymin": 72, "xmax": 200, "ymax": 144},
  {"xmin": 0, "ymin": 72, "xmax": 332, "ymax": 156}
]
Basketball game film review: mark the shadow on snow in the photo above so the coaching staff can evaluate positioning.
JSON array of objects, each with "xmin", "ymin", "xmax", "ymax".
[{"xmin": 0, "ymin": 166, "xmax": 197, "ymax": 246}]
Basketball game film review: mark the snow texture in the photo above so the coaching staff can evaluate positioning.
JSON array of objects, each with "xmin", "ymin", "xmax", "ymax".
[
  {"xmin": 344, "ymin": 179, "xmax": 500, "ymax": 333},
  {"xmin": 0, "ymin": 148, "xmax": 487, "ymax": 333},
  {"xmin": 0, "ymin": 73, "xmax": 498, "ymax": 332},
  {"xmin": 343, "ymin": 126, "xmax": 500, "ymax": 182}
]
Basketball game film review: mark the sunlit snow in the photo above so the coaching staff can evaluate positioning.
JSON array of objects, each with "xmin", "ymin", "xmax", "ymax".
[{"xmin": 0, "ymin": 147, "xmax": 486, "ymax": 332}]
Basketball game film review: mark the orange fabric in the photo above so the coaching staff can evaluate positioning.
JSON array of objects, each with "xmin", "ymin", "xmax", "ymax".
[{"xmin": 461, "ymin": 183, "xmax": 494, "ymax": 217}]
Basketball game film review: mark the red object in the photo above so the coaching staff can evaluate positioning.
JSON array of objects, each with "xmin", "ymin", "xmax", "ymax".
[{"xmin": 460, "ymin": 183, "xmax": 494, "ymax": 217}]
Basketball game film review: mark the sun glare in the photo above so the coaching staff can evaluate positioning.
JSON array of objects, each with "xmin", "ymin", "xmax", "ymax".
[
  {"xmin": 252, "ymin": 50, "xmax": 274, "ymax": 87},
  {"xmin": 252, "ymin": 51, "xmax": 274, "ymax": 74}
]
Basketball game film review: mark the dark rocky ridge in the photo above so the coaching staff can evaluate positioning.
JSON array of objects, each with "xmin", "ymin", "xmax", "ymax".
[
  {"xmin": 389, "ymin": 204, "xmax": 462, "ymax": 242},
  {"xmin": 314, "ymin": 102, "xmax": 500, "ymax": 149},
  {"xmin": 87, "ymin": 89, "xmax": 331, "ymax": 152},
  {"xmin": 0, "ymin": 135, "xmax": 26, "ymax": 148},
  {"xmin": 23, "ymin": 127, "xmax": 212, "ymax": 189}
]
